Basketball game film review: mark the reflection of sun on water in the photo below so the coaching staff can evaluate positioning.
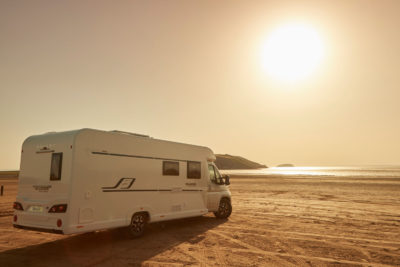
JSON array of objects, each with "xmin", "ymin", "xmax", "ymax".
[{"xmin": 261, "ymin": 23, "xmax": 324, "ymax": 83}]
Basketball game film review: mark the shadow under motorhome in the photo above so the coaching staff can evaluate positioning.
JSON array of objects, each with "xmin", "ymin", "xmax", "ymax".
[{"xmin": 13, "ymin": 129, "xmax": 231, "ymax": 237}]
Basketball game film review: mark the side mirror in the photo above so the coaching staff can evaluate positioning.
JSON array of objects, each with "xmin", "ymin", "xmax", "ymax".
[{"xmin": 224, "ymin": 175, "xmax": 230, "ymax": 185}]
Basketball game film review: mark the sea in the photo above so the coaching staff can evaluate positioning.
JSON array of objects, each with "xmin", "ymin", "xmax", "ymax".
[
  {"xmin": 2, "ymin": 166, "xmax": 400, "ymax": 179},
  {"xmin": 220, "ymin": 166, "xmax": 400, "ymax": 179}
]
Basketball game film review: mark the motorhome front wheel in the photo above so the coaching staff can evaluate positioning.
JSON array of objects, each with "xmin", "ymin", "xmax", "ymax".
[{"xmin": 214, "ymin": 198, "xmax": 232, "ymax": 219}]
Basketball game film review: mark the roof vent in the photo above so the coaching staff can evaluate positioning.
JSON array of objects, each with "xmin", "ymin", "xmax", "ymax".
[{"xmin": 110, "ymin": 130, "xmax": 150, "ymax": 138}]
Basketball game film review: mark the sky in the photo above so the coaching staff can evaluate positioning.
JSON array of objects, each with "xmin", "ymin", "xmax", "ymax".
[{"xmin": 1, "ymin": 0, "xmax": 399, "ymax": 169}]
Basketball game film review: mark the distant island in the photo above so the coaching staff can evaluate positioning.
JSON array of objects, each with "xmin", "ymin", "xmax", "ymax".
[
  {"xmin": 215, "ymin": 154, "xmax": 267, "ymax": 170},
  {"xmin": 277, "ymin": 164, "xmax": 295, "ymax": 167}
]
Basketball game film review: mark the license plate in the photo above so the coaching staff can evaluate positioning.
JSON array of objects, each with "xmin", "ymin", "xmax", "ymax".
[{"xmin": 28, "ymin": 206, "xmax": 43, "ymax": 213}]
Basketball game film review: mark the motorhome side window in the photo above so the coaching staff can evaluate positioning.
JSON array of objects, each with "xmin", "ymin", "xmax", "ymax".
[
  {"xmin": 187, "ymin": 161, "xmax": 201, "ymax": 179},
  {"xmin": 50, "ymin": 153, "xmax": 63, "ymax": 180},
  {"xmin": 208, "ymin": 164, "xmax": 216, "ymax": 182},
  {"xmin": 163, "ymin": 161, "xmax": 179, "ymax": 176}
]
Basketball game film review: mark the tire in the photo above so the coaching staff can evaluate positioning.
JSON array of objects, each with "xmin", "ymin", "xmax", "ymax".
[
  {"xmin": 214, "ymin": 198, "xmax": 232, "ymax": 219},
  {"xmin": 129, "ymin": 213, "xmax": 148, "ymax": 238}
]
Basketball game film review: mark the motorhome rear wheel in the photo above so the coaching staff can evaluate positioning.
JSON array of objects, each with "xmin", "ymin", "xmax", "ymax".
[{"xmin": 129, "ymin": 213, "xmax": 148, "ymax": 238}]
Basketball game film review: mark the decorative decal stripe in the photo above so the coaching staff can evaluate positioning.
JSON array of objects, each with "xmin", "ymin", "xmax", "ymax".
[
  {"xmin": 103, "ymin": 189, "xmax": 170, "ymax": 192},
  {"xmin": 102, "ymin": 177, "xmax": 203, "ymax": 193},
  {"xmin": 102, "ymin": 178, "xmax": 136, "ymax": 190},
  {"xmin": 182, "ymin": 189, "xmax": 204, "ymax": 192},
  {"xmin": 102, "ymin": 189, "xmax": 203, "ymax": 192},
  {"xmin": 92, "ymin": 151, "xmax": 188, "ymax": 162}
]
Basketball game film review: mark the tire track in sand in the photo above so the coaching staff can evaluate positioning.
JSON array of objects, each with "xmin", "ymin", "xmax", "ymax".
[{"xmin": 210, "ymin": 230, "xmax": 398, "ymax": 267}]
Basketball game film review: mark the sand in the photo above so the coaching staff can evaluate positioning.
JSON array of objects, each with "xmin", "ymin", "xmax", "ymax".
[{"xmin": 0, "ymin": 176, "xmax": 399, "ymax": 266}]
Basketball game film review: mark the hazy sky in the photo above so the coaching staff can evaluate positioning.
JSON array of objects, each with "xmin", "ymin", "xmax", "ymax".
[{"xmin": 1, "ymin": 0, "xmax": 400, "ymax": 169}]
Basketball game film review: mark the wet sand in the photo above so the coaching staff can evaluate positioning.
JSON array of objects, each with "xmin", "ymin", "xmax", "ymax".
[{"xmin": 0, "ymin": 176, "xmax": 399, "ymax": 266}]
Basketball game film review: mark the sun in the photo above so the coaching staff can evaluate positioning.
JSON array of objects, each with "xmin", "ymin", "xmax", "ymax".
[{"xmin": 261, "ymin": 23, "xmax": 324, "ymax": 82}]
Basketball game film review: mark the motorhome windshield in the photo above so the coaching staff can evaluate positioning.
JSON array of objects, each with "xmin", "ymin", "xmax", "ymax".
[{"xmin": 208, "ymin": 164, "xmax": 225, "ymax": 185}]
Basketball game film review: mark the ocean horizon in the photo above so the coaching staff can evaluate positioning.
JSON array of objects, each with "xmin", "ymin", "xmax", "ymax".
[
  {"xmin": 2, "ymin": 165, "xmax": 400, "ymax": 179},
  {"xmin": 221, "ymin": 165, "xmax": 400, "ymax": 178}
]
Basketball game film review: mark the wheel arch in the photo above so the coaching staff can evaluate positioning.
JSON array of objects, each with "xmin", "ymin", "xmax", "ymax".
[
  {"xmin": 131, "ymin": 211, "xmax": 150, "ymax": 222},
  {"xmin": 219, "ymin": 194, "xmax": 232, "ymax": 204},
  {"xmin": 127, "ymin": 206, "xmax": 153, "ymax": 224}
]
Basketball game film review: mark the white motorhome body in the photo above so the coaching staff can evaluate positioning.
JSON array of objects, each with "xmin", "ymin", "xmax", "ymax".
[{"xmin": 13, "ymin": 129, "xmax": 231, "ymax": 235}]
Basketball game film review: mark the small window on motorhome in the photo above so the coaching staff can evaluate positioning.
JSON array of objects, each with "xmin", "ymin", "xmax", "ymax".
[
  {"xmin": 187, "ymin": 161, "xmax": 201, "ymax": 179},
  {"xmin": 163, "ymin": 161, "xmax": 179, "ymax": 176},
  {"xmin": 50, "ymin": 153, "xmax": 63, "ymax": 180}
]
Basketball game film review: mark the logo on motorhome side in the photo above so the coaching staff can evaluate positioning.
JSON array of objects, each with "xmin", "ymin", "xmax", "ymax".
[
  {"xmin": 36, "ymin": 144, "xmax": 56, "ymax": 149},
  {"xmin": 102, "ymin": 178, "xmax": 135, "ymax": 192},
  {"xmin": 33, "ymin": 185, "xmax": 52, "ymax": 192}
]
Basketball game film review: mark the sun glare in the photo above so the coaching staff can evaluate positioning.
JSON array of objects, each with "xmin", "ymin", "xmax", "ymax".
[{"xmin": 261, "ymin": 23, "xmax": 324, "ymax": 82}]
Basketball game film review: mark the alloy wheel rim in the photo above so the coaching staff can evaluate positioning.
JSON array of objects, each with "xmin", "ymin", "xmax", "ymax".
[
  {"xmin": 219, "ymin": 202, "xmax": 229, "ymax": 216},
  {"xmin": 131, "ymin": 215, "xmax": 145, "ymax": 233}
]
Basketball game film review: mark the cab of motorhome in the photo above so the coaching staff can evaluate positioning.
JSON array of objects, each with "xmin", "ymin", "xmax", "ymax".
[{"xmin": 13, "ymin": 129, "xmax": 232, "ymax": 237}]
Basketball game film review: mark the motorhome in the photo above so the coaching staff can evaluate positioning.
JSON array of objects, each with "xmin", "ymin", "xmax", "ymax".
[{"xmin": 13, "ymin": 129, "xmax": 231, "ymax": 237}]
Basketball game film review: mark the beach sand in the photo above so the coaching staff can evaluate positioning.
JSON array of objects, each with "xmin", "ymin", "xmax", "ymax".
[{"xmin": 0, "ymin": 176, "xmax": 399, "ymax": 266}]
